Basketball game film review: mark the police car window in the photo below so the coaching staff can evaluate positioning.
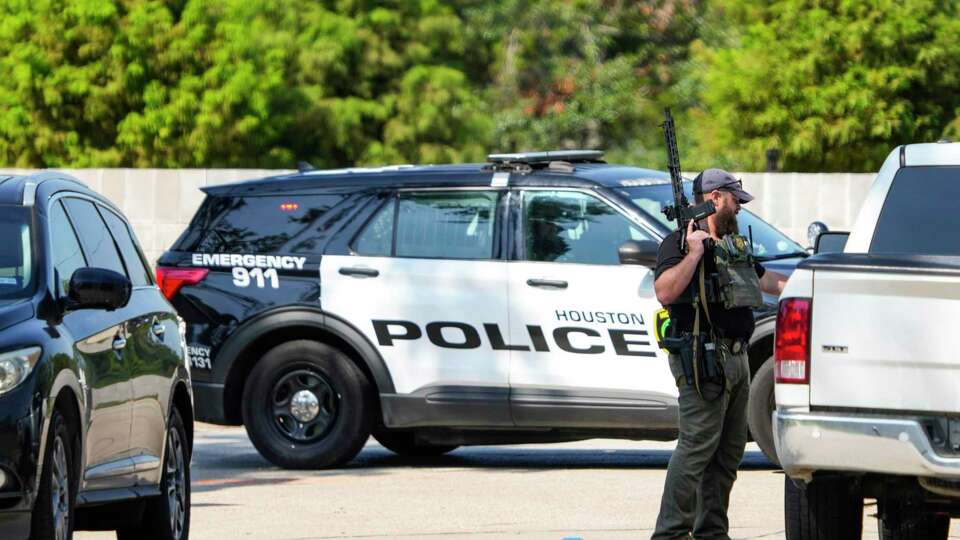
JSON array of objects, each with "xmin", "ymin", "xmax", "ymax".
[
  {"xmin": 353, "ymin": 199, "xmax": 395, "ymax": 257},
  {"xmin": 63, "ymin": 199, "xmax": 127, "ymax": 276},
  {"xmin": 871, "ymin": 166, "xmax": 960, "ymax": 254},
  {"xmin": 99, "ymin": 207, "xmax": 152, "ymax": 286},
  {"xmin": 49, "ymin": 200, "xmax": 87, "ymax": 297},
  {"xmin": 523, "ymin": 190, "xmax": 653, "ymax": 265},
  {"xmin": 618, "ymin": 183, "xmax": 805, "ymax": 260},
  {"xmin": 183, "ymin": 195, "xmax": 346, "ymax": 254},
  {"xmin": 395, "ymin": 191, "xmax": 497, "ymax": 259}
]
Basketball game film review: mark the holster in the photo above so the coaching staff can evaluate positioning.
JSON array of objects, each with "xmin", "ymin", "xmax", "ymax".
[{"xmin": 663, "ymin": 330, "xmax": 723, "ymax": 393}]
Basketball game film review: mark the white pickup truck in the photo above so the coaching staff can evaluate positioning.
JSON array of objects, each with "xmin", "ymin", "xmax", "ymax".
[{"xmin": 775, "ymin": 142, "xmax": 960, "ymax": 539}]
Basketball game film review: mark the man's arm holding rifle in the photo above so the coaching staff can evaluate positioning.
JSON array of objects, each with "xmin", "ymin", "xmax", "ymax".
[{"xmin": 655, "ymin": 220, "xmax": 711, "ymax": 305}]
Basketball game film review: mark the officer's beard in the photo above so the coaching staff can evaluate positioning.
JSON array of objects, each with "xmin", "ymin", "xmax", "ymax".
[{"xmin": 715, "ymin": 205, "xmax": 740, "ymax": 237}]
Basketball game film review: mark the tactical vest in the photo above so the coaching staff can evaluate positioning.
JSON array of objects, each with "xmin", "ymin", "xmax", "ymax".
[{"xmin": 713, "ymin": 234, "xmax": 763, "ymax": 309}]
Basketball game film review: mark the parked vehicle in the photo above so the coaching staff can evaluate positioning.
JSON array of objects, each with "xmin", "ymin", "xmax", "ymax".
[
  {"xmin": 159, "ymin": 150, "xmax": 804, "ymax": 469},
  {"xmin": 775, "ymin": 142, "xmax": 960, "ymax": 538},
  {"xmin": 0, "ymin": 173, "xmax": 193, "ymax": 540}
]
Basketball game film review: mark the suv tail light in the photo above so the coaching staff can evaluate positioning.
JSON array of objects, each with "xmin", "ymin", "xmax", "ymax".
[
  {"xmin": 775, "ymin": 297, "xmax": 811, "ymax": 384},
  {"xmin": 156, "ymin": 267, "xmax": 209, "ymax": 301}
]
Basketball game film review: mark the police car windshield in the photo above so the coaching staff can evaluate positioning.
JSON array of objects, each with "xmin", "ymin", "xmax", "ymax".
[
  {"xmin": 617, "ymin": 182, "xmax": 806, "ymax": 260},
  {"xmin": 0, "ymin": 207, "xmax": 35, "ymax": 301}
]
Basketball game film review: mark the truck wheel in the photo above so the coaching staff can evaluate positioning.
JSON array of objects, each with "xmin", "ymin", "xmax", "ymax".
[
  {"xmin": 747, "ymin": 357, "xmax": 780, "ymax": 466},
  {"xmin": 879, "ymin": 511, "xmax": 950, "ymax": 540},
  {"xmin": 32, "ymin": 408, "xmax": 76, "ymax": 540},
  {"xmin": 785, "ymin": 475, "xmax": 863, "ymax": 539},
  {"xmin": 117, "ymin": 407, "xmax": 191, "ymax": 540},
  {"xmin": 374, "ymin": 430, "xmax": 458, "ymax": 457},
  {"xmin": 242, "ymin": 340, "xmax": 373, "ymax": 469}
]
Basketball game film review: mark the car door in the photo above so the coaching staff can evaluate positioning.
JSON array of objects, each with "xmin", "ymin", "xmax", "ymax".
[
  {"xmin": 98, "ymin": 205, "xmax": 179, "ymax": 486},
  {"xmin": 52, "ymin": 198, "xmax": 135, "ymax": 489},
  {"xmin": 506, "ymin": 188, "xmax": 677, "ymax": 428},
  {"xmin": 321, "ymin": 189, "xmax": 513, "ymax": 425}
]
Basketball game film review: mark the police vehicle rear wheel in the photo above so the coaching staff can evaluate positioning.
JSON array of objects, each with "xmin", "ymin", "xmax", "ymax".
[
  {"xmin": 242, "ymin": 340, "xmax": 373, "ymax": 469},
  {"xmin": 747, "ymin": 357, "xmax": 780, "ymax": 466},
  {"xmin": 373, "ymin": 430, "xmax": 458, "ymax": 457},
  {"xmin": 784, "ymin": 475, "xmax": 863, "ymax": 539}
]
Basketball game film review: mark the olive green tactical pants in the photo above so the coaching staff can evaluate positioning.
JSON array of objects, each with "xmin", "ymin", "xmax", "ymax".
[{"xmin": 652, "ymin": 345, "xmax": 750, "ymax": 540}]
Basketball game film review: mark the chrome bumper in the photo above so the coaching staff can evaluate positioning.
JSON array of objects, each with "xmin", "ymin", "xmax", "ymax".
[{"xmin": 775, "ymin": 410, "xmax": 960, "ymax": 480}]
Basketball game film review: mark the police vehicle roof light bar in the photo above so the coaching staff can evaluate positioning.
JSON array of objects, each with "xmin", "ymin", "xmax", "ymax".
[{"xmin": 486, "ymin": 150, "xmax": 605, "ymax": 164}]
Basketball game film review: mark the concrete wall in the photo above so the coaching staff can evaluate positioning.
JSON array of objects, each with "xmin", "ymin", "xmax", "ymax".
[{"xmin": 1, "ymin": 168, "xmax": 876, "ymax": 265}]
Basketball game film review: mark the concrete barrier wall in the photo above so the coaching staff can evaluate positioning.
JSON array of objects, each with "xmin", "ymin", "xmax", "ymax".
[{"xmin": 1, "ymin": 168, "xmax": 876, "ymax": 265}]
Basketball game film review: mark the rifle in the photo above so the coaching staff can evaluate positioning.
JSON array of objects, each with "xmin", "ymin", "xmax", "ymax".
[{"xmin": 660, "ymin": 108, "xmax": 716, "ymax": 254}]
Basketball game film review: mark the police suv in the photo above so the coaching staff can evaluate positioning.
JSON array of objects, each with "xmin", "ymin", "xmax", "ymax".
[{"xmin": 158, "ymin": 151, "xmax": 805, "ymax": 469}]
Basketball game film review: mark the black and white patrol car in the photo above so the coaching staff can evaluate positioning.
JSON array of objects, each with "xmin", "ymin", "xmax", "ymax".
[{"xmin": 158, "ymin": 151, "xmax": 806, "ymax": 469}]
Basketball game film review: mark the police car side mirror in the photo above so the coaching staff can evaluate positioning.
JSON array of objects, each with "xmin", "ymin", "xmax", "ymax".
[{"xmin": 618, "ymin": 240, "xmax": 658, "ymax": 267}]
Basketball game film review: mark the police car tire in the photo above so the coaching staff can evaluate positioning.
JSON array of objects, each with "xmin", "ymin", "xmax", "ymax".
[
  {"xmin": 373, "ymin": 430, "xmax": 458, "ymax": 457},
  {"xmin": 747, "ymin": 358, "xmax": 780, "ymax": 467},
  {"xmin": 242, "ymin": 340, "xmax": 373, "ymax": 469},
  {"xmin": 879, "ymin": 511, "xmax": 950, "ymax": 540},
  {"xmin": 784, "ymin": 475, "xmax": 863, "ymax": 540}
]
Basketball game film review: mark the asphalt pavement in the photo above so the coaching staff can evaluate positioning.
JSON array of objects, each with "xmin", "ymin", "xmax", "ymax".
[{"xmin": 77, "ymin": 423, "xmax": 957, "ymax": 539}]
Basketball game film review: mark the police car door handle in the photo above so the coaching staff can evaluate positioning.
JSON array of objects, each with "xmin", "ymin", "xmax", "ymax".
[
  {"xmin": 339, "ymin": 267, "xmax": 380, "ymax": 278},
  {"xmin": 526, "ymin": 278, "xmax": 568, "ymax": 289}
]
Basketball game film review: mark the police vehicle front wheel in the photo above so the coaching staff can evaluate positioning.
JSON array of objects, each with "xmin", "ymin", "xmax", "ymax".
[
  {"xmin": 242, "ymin": 340, "xmax": 373, "ymax": 469},
  {"xmin": 373, "ymin": 430, "xmax": 458, "ymax": 457},
  {"xmin": 746, "ymin": 358, "xmax": 780, "ymax": 467}
]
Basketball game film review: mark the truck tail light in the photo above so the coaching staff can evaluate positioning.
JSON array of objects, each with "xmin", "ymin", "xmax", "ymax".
[
  {"xmin": 775, "ymin": 297, "xmax": 811, "ymax": 384},
  {"xmin": 156, "ymin": 267, "xmax": 209, "ymax": 301}
]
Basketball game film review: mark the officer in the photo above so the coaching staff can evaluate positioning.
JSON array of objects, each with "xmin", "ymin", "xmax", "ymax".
[{"xmin": 652, "ymin": 169, "xmax": 787, "ymax": 539}]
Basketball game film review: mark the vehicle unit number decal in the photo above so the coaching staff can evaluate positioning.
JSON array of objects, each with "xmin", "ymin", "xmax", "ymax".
[{"xmin": 188, "ymin": 345, "xmax": 212, "ymax": 370}]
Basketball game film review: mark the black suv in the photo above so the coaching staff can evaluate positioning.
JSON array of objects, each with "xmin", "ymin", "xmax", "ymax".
[
  {"xmin": 160, "ymin": 151, "xmax": 805, "ymax": 469},
  {"xmin": 0, "ymin": 173, "xmax": 193, "ymax": 540}
]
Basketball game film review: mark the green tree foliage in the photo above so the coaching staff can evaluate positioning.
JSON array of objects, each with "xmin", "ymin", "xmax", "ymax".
[
  {"xmin": 0, "ymin": 0, "xmax": 492, "ymax": 167},
  {"xmin": 472, "ymin": 0, "xmax": 702, "ymax": 167},
  {"xmin": 688, "ymin": 0, "xmax": 960, "ymax": 171},
  {"xmin": 4, "ymin": 0, "xmax": 960, "ymax": 171}
]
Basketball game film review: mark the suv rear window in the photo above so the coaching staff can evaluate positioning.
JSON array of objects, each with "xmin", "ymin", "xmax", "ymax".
[
  {"xmin": 870, "ymin": 166, "xmax": 960, "ymax": 255},
  {"xmin": 353, "ymin": 191, "xmax": 499, "ymax": 259},
  {"xmin": 177, "ymin": 195, "xmax": 345, "ymax": 254}
]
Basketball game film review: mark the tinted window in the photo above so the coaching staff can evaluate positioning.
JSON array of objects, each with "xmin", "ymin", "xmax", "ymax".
[
  {"xmin": 395, "ymin": 191, "xmax": 498, "ymax": 259},
  {"xmin": 618, "ymin": 183, "xmax": 806, "ymax": 260},
  {"xmin": 100, "ymin": 208, "xmax": 152, "ymax": 286},
  {"xmin": 524, "ymin": 190, "xmax": 654, "ymax": 265},
  {"xmin": 353, "ymin": 198, "xmax": 395, "ymax": 256},
  {"xmin": 179, "ymin": 195, "xmax": 346, "ymax": 254},
  {"xmin": 871, "ymin": 166, "xmax": 960, "ymax": 254},
  {"xmin": 62, "ymin": 199, "xmax": 126, "ymax": 276},
  {"xmin": 0, "ymin": 206, "xmax": 35, "ymax": 300},
  {"xmin": 49, "ymin": 201, "xmax": 86, "ymax": 296}
]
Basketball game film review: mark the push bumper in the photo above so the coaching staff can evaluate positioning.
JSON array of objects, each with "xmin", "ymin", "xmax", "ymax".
[{"xmin": 775, "ymin": 409, "xmax": 960, "ymax": 480}]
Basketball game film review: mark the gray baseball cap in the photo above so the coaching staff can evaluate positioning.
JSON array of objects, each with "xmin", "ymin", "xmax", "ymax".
[{"xmin": 694, "ymin": 168, "xmax": 754, "ymax": 203}]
